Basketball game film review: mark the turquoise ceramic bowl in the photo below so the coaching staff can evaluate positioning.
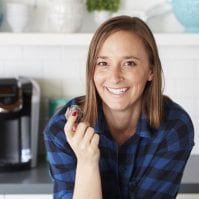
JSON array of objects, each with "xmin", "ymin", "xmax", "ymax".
[
  {"xmin": 0, "ymin": 1, "xmax": 3, "ymax": 27},
  {"xmin": 0, "ymin": 13, "xmax": 3, "ymax": 27},
  {"xmin": 171, "ymin": 0, "xmax": 199, "ymax": 32}
]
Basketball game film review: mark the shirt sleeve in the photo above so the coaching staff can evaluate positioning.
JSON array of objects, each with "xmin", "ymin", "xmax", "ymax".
[
  {"xmin": 131, "ymin": 113, "xmax": 194, "ymax": 199},
  {"xmin": 44, "ymin": 117, "xmax": 77, "ymax": 199}
]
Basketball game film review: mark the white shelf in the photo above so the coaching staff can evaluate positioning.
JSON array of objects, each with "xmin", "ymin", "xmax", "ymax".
[
  {"xmin": 154, "ymin": 33, "xmax": 199, "ymax": 46},
  {"xmin": 0, "ymin": 33, "xmax": 93, "ymax": 46},
  {"xmin": 0, "ymin": 33, "xmax": 199, "ymax": 46}
]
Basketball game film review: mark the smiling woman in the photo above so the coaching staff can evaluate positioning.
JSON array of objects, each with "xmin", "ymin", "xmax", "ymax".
[
  {"xmin": 93, "ymin": 31, "xmax": 153, "ymax": 143},
  {"xmin": 44, "ymin": 16, "xmax": 194, "ymax": 199},
  {"xmin": 94, "ymin": 31, "xmax": 153, "ymax": 112}
]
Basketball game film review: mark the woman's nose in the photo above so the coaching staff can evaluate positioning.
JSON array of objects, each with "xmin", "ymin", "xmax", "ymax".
[{"xmin": 109, "ymin": 67, "xmax": 123, "ymax": 84}]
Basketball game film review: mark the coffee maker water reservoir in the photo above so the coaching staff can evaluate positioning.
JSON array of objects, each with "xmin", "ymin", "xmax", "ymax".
[{"xmin": 0, "ymin": 77, "xmax": 40, "ymax": 170}]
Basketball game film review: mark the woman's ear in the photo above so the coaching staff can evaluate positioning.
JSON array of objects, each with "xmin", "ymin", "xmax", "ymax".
[{"xmin": 148, "ymin": 68, "xmax": 153, "ymax": 81}]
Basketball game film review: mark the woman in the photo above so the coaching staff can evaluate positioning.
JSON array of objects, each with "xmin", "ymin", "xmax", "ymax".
[{"xmin": 44, "ymin": 16, "xmax": 194, "ymax": 199}]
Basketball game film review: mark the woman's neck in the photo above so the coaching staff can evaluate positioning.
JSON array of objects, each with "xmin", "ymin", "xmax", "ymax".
[{"xmin": 103, "ymin": 102, "xmax": 142, "ymax": 144}]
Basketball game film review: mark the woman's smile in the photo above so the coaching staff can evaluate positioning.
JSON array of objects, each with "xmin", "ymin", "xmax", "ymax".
[{"xmin": 105, "ymin": 86, "xmax": 129, "ymax": 96}]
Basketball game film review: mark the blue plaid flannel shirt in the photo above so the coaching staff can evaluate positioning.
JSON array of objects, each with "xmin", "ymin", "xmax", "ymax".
[{"xmin": 44, "ymin": 97, "xmax": 194, "ymax": 199}]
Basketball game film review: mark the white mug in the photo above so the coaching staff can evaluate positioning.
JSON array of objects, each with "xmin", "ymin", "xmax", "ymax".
[{"xmin": 6, "ymin": 2, "xmax": 31, "ymax": 32}]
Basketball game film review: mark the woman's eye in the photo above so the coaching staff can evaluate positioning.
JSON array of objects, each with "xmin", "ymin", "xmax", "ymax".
[
  {"xmin": 124, "ymin": 61, "xmax": 136, "ymax": 67},
  {"xmin": 97, "ymin": 61, "xmax": 108, "ymax": 66}
]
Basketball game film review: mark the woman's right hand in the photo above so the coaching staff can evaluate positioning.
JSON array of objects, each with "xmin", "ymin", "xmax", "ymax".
[{"xmin": 64, "ymin": 111, "xmax": 100, "ymax": 165}]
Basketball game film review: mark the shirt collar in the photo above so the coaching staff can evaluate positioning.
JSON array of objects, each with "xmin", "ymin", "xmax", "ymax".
[
  {"xmin": 135, "ymin": 113, "xmax": 153, "ymax": 139},
  {"xmin": 94, "ymin": 106, "xmax": 109, "ymax": 135},
  {"xmin": 94, "ymin": 107, "xmax": 153, "ymax": 139}
]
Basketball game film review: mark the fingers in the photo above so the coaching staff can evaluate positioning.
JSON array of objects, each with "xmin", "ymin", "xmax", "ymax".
[
  {"xmin": 64, "ymin": 109, "xmax": 100, "ymax": 150},
  {"xmin": 90, "ymin": 133, "xmax": 100, "ymax": 148},
  {"xmin": 64, "ymin": 110, "xmax": 90, "ymax": 141},
  {"xmin": 81, "ymin": 127, "xmax": 95, "ymax": 145},
  {"xmin": 64, "ymin": 111, "xmax": 78, "ymax": 139},
  {"xmin": 74, "ymin": 122, "xmax": 90, "ymax": 142}
]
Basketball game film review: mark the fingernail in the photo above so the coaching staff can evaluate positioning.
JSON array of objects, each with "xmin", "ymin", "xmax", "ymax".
[{"xmin": 72, "ymin": 111, "xmax": 77, "ymax": 116}]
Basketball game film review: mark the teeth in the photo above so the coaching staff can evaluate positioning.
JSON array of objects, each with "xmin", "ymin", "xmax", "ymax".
[{"xmin": 106, "ymin": 87, "xmax": 128, "ymax": 95}]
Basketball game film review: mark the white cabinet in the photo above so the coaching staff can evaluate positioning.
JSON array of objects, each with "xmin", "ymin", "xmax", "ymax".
[
  {"xmin": 177, "ymin": 194, "xmax": 199, "ymax": 199},
  {"xmin": 4, "ymin": 194, "xmax": 199, "ymax": 199},
  {"xmin": 5, "ymin": 195, "xmax": 52, "ymax": 199},
  {"xmin": 3, "ymin": 194, "xmax": 199, "ymax": 199}
]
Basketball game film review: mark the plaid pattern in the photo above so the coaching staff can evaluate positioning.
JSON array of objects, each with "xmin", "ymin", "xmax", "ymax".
[{"xmin": 44, "ymin": 97, "xmax": 194, "ymax": 199}]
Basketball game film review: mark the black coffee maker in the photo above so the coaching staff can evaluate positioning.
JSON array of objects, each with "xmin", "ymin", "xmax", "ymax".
[{"xmin": 0, "ymin": 77, "xmax": 40, "ymax": 170}]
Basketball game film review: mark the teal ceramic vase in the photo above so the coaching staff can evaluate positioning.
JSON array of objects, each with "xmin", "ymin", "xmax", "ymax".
[
  {"xmin": 171, "ymin": 0, "xmax": 199, "ymax": 32},
  {"xmin": 0, "ymin": 0, "xmax": 3, "ymax": 27}
]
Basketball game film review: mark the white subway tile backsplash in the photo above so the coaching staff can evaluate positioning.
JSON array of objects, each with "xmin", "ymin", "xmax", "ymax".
[
  {"xmin": 0, "ymin": 46, "xmax": 23, "ymax": 60},
  {"xmin": 62, "ymin": 46, "xmax": 88, "ymax": 61},
  {"xmin": 23, "ymin": 46, "xmax": 63, "ymax": 61},
  {"xmin": 44, "ymin": 63, "xmax": 77, "ymax": 80},
  {"xmin": 73, "ymin": 59, "xmax": 87, "ymax": 80},
  {"xmin": 42, "ymin": 78, "xmax": 62, "ymax": 98},
  {"xmin": 43, "ymin": 60, "xmax": 86, "ymax": 82},
  {"xmin": 175, "ymin": 98, "xmax": 195, "ymax": 116},
  {"xmin": 3, "ymin": 60, "xmax": 43, "ymax": 78},
  {"xmin": 195, "ymin": 61, "xmax": 199, "ymax": 79},
  {"xmin": 0, "ymin": 44, "xmax": 198, "ymax": 154},
  {"xmin": 162, "ymin": 59, "xmax": 196, "ymax": 79},
  {"xmin": 163, "ymin": 78, "xmax": 180, "ymax": 97},
  {"xmin": 164, "ymin": 78, "xmax": 195, "ymax": 98},
  {"xmin": 192, "ymin": 118, "xmax": 199, "ymax": 154},
  {"xmin": 43, "ymin": 60, "xmax": 66, "ymax": 79},
  {"xmin": 0, "ymin": 62, "xmax": 4, "ymax": 76},
  {"xmin": 62, "ymin": 78, "xmax": 85, "ymax": 99},
  {"xmin": 22, "ymin": 46, "xmax": 44, "ymax": 60},
  {"xmin": 174, "ymin": 79, "xmax": 196, "ymax": 98},
  {"xmin": 194, "ymin": 100, "xmax": 199, "ymax": 117},
  {"xmin": 159, "ymin": 46, "xmax": 199, "ymax": 60}
]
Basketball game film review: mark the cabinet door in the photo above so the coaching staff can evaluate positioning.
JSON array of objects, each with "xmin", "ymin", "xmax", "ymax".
[
  {"xmin": 5, "ymin": 195, "xmax": 52, "ymax": 199},
  {"xmin": 177, "ymin": 194, "xmax": 199, "ymax": 199}
]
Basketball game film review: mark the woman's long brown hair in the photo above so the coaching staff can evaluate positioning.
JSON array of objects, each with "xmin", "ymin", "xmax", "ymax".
[{"xmin": 79, "ymin": 15, "xmax": 164, "ymax": 129}]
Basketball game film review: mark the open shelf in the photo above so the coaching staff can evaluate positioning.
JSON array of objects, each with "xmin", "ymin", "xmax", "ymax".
[{"xmin": 0, "ymin": 33, "xmax": 199, "ymax": 46}]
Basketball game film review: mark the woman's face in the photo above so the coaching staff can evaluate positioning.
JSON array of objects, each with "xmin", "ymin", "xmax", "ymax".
[{"xmin": 93, "ymin": 30, "xmax": 153, "ymax": 112}]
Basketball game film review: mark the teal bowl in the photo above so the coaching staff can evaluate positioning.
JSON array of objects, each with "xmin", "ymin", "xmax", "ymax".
[
  {"xmin": 0, "ymin": 3, "xmax": 3, "ymax": 27},
  {"xmin": 0, "ymin": 13, "xmax": 3, "ymax": 27},
  {"xmin": 171, "ymin": 0, "xmax": 199, "ymax": 32}
]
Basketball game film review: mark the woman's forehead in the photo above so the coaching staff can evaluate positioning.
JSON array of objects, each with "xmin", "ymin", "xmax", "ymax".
[{"xmin": 97, "ymin": 31, "xmax": 148, "ymax": 59}]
